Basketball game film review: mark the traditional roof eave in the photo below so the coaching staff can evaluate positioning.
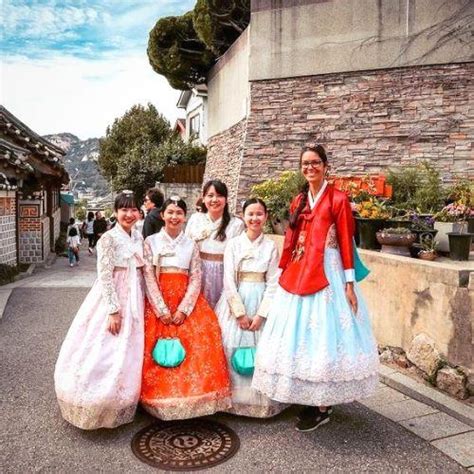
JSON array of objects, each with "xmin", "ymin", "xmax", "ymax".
[{"xmin": 0, "ymin": 138, "xmax": 34, "ymax": 176}]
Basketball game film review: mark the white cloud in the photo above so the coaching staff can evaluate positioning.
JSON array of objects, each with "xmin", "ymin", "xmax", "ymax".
[{"xmin": 2, "ymin": 53, "xmax": 182, "ymax": 140}]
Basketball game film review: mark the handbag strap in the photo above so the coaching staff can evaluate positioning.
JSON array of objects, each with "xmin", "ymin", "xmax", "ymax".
[{"xmin": 236, "ymin": 327, "xmax": 257, "ymax": 348}]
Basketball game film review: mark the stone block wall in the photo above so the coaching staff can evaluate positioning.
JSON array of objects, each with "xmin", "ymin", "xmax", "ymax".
[
  {"xmin": 18, "ymin": 200, "xmax": 50, "ymax": 264},
  {"xmin": 157, "ymin": 183, "xmax": 203, "ymax": 217},
  {"xmin": 204, "ymin": 119, "xmax": 247, "ymax": 212},
  {"xmin": 0, "ymin": 191, "xmax": 17, "ymax": 266},
  {"xmin": 206, "ymin": 63, "xmax": 473, "ymax": 208}
]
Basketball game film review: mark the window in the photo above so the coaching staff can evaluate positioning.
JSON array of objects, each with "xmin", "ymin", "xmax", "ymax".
[{"xmin": 189, "ymin": 114, "xmax": 200, "ymax": 136}]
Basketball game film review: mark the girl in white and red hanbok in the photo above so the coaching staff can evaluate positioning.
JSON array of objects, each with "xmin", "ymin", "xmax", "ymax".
[
  {"xmin": 55, "ymin": 191, "xmax": 144, "ymax": 430},
  {"xmin": 252, "ymin": 145, "xmax": 379, "ymax": 432},
  {"xmin": 215, "ymin": 198, "xmax": 286, "ymax": 418},
  {"xmin": 185, "ymin": 180, "xmax": 244, "ymax": 308}
]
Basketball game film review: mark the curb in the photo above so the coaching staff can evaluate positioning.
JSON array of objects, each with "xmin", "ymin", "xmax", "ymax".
[
  {"xmin": 379, "ymin": 364, "xmax": 474, "ymax": 428},
  {"xmin": 0, "ymin": 289, "xmax": 13, "ymax": 320}
]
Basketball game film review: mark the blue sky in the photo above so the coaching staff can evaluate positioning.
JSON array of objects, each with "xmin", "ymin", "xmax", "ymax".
[{"xmin": 1, "ymin": 0, "xmax": 196, "ymax": 138}]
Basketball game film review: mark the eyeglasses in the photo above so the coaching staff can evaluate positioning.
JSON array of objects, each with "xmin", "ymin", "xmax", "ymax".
[{"xmin": 301, "ymin": 160, "xmax": 324, "ymax": 169}]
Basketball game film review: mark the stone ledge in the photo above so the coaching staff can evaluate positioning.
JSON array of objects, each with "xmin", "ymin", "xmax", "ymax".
[{"xmin": 379, "ymin": 364, "xmax": 474, "ymax": 428}]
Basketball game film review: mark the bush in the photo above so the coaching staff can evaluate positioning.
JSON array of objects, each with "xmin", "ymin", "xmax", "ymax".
[
  {"xmin": 0, "ymin": 264, "xmax": 19, "ymax": 286},
  {"xmin": 55, "ymin": 232, "xmax": 67, "ymax": 256},
  {"xmin": 387, "ymin": 161, "xmax": 445, "ymax": 213},
  {"xmin": 251, "ymin": 171, "xmax": 306, "ymax": 223}
]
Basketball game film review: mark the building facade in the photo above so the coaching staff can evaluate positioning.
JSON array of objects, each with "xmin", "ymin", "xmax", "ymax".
[
  {"xmin": 0, "ymin": 106, "xmax": 68, "ymax": 265},
  {"xmin": 204, "ymin": 0, "xmax": 474, "ymax": 210},
  {"xmin": 176, "ymin": 85, "xmax": 209, "ymax": 146}
]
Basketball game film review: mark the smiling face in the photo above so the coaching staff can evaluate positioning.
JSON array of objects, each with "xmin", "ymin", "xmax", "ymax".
[
  {"xmin": 203, "ymin": 185, "xmax": 226, "ymax": 216},
  {"xmin": 300, "ymin": 150, "xmax": 327, "ymax": 186},
  {"xmin": 116, "ymin": 206, "xmax": 140, "ymax": 233},
  {"xmin": 244, "ymin": 202, "xmax": 267, "ymax": 234},
  {"xmin": 161, "ymin": 203, "xmax": 186, "ymax": 233}
]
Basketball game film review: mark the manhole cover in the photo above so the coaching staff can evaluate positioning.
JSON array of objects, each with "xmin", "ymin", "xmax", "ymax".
[{"xmin": 131, "ymin": 419, "xmax": 240, "ymax": 471}]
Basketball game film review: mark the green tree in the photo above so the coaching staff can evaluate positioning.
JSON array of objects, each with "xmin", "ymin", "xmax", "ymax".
[
  {"xmin": 98, "ymin": 104, "xmax": 171, "ymax": 199},
  {"xmin": 147, "ymin": 12, "xmax": 215, "ymax": 90},
  {"xmin": 193, "ymin": 0, "xmax": 250, "ymax": 55},
  {"xmin": 158, "ymin": 134, "xmax": 207, "ymax": 166}
]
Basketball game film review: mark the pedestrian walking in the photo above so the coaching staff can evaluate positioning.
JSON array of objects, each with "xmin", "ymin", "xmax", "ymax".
[
  {"xmin": 84, "ymin": 211, "xmax": 95, "ymax": 253},
  {"xmin": 66, "ymin": 227, "xmax": 81, "ymax": 267},
  {"xmin": 185, "ymin": 180, "xmax": 244, "ymax": 308},
  {"xmin": 93, "ymin": 210, "xmax": 107, "ymax": 245},
  {"xmin": 215, "ymin": 198, "xmax": 285, "ymax": 418},
  {"xmin": 252, "ymin": 144, "xmax": 379, "ymax": 432},
  {"xmin": 142, "ymin": 188, "xmax": 164, "ymax": 239},
  {"xmin": 54, "ymin": 190, "xmax": 145, "ymax": 430},
  {"xmin": 140, "ymin": 196, "xmax": 231, "ymax": 420}
]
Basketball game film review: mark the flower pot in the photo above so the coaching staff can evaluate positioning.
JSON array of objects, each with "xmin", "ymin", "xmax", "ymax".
[
  {"xmin": 376, "ymin": 231, "xmax": 416, "ymax": 257},
  {"xmin": 434, "ymin": 221, "xmax": 466, "ymax": 252},
  {"xmin": 356, "ymin": 218, "xmax": 387, "ymax": 250},
  {"xmin": 418, "ymin": 250, "xmax": 437, "ymax": 261},
  {"xmin": 412, "ymin": 229, "xmax": 438, "ymax": 244},
  {"xmin": 447, "ymin": 233, "xmax": 473, "ymax": 261}
]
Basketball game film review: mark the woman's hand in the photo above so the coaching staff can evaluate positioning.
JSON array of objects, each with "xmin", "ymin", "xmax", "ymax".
[
  {"xmin": 237, "ymin": 315, "xmax": 252, "ymax": 330},
  {"xmin": 160, "ymin": 312, "xmax": 173, "ymax": 325},
  {"xmin": 172, "ymin": 311, "xmax": 186, "ymax": 325},
  {"xmin": 248, "ymin": 315, "xmax": 264, "ymax": 332},
  {"xmin": 345, "ymin": 282, "xmax": 358, "ymax": 315},
  {"xmin": 107, "ymin": 312, "xmax": 122, "ymax": 335}
]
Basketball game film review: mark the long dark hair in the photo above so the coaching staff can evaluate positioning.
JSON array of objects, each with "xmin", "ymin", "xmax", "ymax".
[
  {"xmin": 201, "ymin": 180, "xmax": 231, "ymax": 242},
  {"xmin": 87, "ymin": 211, "xmax": 94, "ymax": 222},
  {"xmin": 288, "ymin": 144, "xmax": 328, "ymax": 229}
]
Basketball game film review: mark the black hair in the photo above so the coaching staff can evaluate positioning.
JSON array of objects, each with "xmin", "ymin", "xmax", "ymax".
[
  {"xmin": 114, "ymin": 191, "xmax": 140, "ymax": 212},
  {"xmin": 68, "ymin": 227, "xmax": 78, "ymax": 237},
  {"xmin": 289, "ymin": 144, "xmax": 328, "ymax": 229},
  {"xmin": 69, "ymin": 217, "xmax": 75, "ymax": 225},
  {"xmin": 161, "ymin": 197, "xmax": 187, "ymax": 215},
  {"xmin": 242, "ymin": 197, "xmax": 268, "ymax": 214},
  {"xmin": 87, "ymin": 211, "xmax": 94, "ymax": 221},
  {"xmin": 201, "ymin": 180, "xmax": 231, "ymax": 242},
  {"xmin": 146, "ymin": 188, "xmax": 164, "ymax": 208}
]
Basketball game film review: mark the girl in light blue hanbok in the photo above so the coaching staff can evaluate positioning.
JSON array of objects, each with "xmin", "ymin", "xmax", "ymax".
[
  {"xmin": 252, "ymin": 145, "xmax": 379, "ymax": 432},
  {"xmin": 215, "ymin": 198, "xmax": 285, "ymax": 418}
]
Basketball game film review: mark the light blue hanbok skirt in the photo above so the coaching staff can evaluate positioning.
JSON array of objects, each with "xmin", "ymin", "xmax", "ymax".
[
  {"xmin": 216, "ymin": 281, "xmax": 286, "ymax": 417},
  {"xmin": 252, "ymin": 248, "xmax": 379, "ymax": 407}
]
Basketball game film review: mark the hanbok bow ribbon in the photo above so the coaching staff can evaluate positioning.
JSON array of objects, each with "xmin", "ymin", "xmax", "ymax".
[
  {"xmin": 152, "ymin": 250, "xmax": 176, "ymax": 276},
  {"xmin": 124, "ymin": 241, "xmax": 145, "ymax": 322}
]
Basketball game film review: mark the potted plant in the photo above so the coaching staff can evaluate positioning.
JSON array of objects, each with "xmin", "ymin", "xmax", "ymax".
[
  {"xmin": 251, "ymin": 171, "xmax": 306, "ymax": 235},
  {"xmin": 354, "ymin": 198, "xmax": 390, "ymax": 250},
  {"xmin": 408, "ymin": 212, "xmax": 438, "ymax": 243},
  {"xmin": 417, "ymin": 234, "xmax": 439, "ymax": 261},
  {"xmin": 434, "ymin": 202, "xmax": 471, "ymax": 254},
  {"xmin": 376, "ymin": 227, "xmax": 417, "ymax": 257}
]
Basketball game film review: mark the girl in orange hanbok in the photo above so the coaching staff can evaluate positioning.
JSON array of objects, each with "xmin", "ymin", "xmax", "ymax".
[{"xmin": 141, "ymin": 196, "xmax": 231, "ymax": 420}]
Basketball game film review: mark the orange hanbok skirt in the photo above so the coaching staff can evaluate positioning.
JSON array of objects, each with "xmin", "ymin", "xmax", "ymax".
[{"xmin": 140, "ymin": 273, "xmax": 231, "ymax": 420}]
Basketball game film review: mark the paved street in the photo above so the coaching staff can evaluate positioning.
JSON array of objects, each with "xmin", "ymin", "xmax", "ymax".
[{"xmin": 0, "ymin": 251, "xmax": 471, "ymax": 472}]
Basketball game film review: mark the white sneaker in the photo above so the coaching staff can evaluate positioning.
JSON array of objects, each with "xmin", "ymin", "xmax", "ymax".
[{"xmin": 70, "ymin": 263, "xmax": 74, "ymax": 267}]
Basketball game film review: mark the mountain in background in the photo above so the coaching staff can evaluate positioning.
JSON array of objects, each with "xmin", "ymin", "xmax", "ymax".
[{"xmin": 43, "ymin": 133, "xmax": 110, "ymax": 197}]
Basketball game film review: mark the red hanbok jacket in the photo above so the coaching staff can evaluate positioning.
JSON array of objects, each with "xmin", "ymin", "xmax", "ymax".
[{"xmin": 279, "ymin": 184, "xmax": 355, "ymax": 296}]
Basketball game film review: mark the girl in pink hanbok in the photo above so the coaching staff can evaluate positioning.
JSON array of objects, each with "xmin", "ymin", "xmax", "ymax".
[{"xmin": 54, "ymin": 191, "xmax": 145, "ymax": 430}]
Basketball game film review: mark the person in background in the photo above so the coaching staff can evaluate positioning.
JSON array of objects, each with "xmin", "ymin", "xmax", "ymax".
[
  {"xmin": 67, "ymin": 217, "xmax": 81, "ymax": 241},
  {"xmin": 84, "ymin": 211, "xmax": 95, "ymax": 254},
  {"xmin": 66, "ymin": 227, "xmax": 81, "ymax": 267},
  {"xmin": 93, "ymin": 211, "xmax": 108, "ymax": 246},
  {"xmin": 134, "ymin": 209, "xmax": 145, "ymax": 234},
  {"xmin": 143, "ymin": 188, "xmax": 165, "ymax": 239}
]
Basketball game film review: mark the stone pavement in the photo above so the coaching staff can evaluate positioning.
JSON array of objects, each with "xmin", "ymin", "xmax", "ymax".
[{"xmin": 0, "ymin": 249, "xmax": 473, "ymax": 472}]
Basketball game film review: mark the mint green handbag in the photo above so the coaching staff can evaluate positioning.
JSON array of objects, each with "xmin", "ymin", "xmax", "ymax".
[
  {"xmin": 231, "ymin": 331, "xmax": 257, "ymax": 376},
  {"xmin": 152, "ymin": 337, "xmax": 186, "ymax": 368}
]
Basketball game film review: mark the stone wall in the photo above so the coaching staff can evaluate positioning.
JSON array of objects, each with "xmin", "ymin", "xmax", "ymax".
[
  {"xmin": 18, "ymin": 200, "xmax": 50, "ymax": 264},
  {"xmin": 205, "ymin": 119, "xmax": 248, "ymax": 212},
  {"xmin": 0, "ymin": 191, "xmax": 17, "ymax": 266},
  {"xmin": 228, "ymin": 63, "xmax": 473, "ymax": 204},
  {"xmin": 52, "ymin": 207, "xmax": 61, "ymax": 248},
  {"xmin": 157, "ymin": 183, "xmax": 203, "ymax": 216}
]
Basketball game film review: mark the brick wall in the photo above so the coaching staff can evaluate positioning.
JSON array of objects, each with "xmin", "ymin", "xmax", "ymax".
[
  {"xmin": 0, "ymin": 192, "xmax": 17, "ymax": 266},
  {"xmin": 206, "ymin": 63, "xmax": 473, "ymax": 208},
  {"xmin": 18, "ymin": 200, "xmax": 50, "ymax": 264},
  {"xmin": 205, "ymin": 119, "xmax": 247, "ymax": 212}
]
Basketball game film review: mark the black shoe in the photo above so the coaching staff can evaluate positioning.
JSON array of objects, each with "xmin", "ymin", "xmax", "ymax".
[
  {"xmin": 295, "ymin": 408, "xmax": 331, "ymax": 432},
  {"xmin": 297, "ymin": 406, "xmax": 333, "ymax": 421}
]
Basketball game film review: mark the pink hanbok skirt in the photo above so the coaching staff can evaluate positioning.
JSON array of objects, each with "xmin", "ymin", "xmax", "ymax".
[{"xmin": 54, "ymin": 268, "xmax": 144, "ymax": 429}]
